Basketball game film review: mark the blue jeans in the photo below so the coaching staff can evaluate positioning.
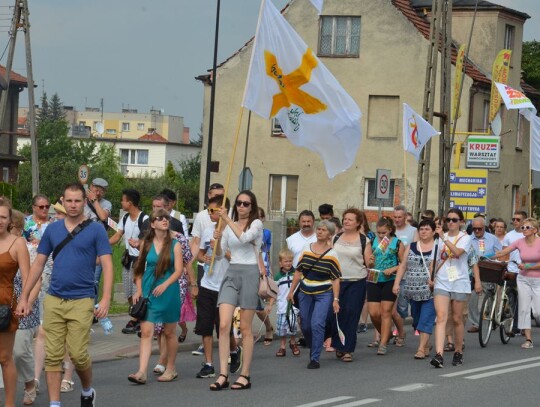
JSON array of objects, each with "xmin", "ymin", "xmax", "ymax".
[
  {"xmin": 298, "ymin": 290, "xmax": 333, "ymax": 363},
  {"xmin": 332, "ymin": 279, "xmax": 366, "ymax": 353}
]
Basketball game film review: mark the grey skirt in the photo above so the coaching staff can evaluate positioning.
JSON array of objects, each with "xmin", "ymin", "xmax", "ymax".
[{"xmin": 218, "ymin": 264, "xmax": 260, "ymax": 309}]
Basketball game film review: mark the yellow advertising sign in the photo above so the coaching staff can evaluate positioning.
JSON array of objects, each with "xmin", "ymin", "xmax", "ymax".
[
  {"xmin": 449, "ymin": 169, "xmax": 488, "ymax": 220},
  {"xmin": 452, "ymin": 44, "xmax": 466, "ymax": 121},
  {"xmin": 489, "ymin": 49, "xmax": 512, "ymax": 123}
]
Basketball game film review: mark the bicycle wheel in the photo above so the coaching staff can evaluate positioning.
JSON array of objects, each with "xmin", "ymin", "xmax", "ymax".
[
  {"xmin": 479, "ymin": 292, "xmax": 495, "ymax": 347},
  {"xmin": 500, "ymin": 290, "xmax": 517, "ymax": 344}
]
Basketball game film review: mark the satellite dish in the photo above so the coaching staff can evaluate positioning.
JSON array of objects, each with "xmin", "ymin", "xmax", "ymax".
[
  {"xmin": 95, "ymin": 122, "xmax": 104, "ymax": 135},
  {"xmin": 491, "ymin": 112, "xmax": 501, "ymax": 136}
]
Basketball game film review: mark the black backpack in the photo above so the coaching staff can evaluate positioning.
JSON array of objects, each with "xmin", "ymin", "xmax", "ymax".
[{"xmin": 122, "ymin": 211, "xmax": 146, "ymax": 232}]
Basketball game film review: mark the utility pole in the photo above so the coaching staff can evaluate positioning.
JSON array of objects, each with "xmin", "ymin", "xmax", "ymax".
[{"xmin": 0, "ymin": 0, "xmax": 39, "ymax": 195}]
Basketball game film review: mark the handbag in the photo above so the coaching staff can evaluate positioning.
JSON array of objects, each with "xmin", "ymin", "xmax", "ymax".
[
  {"xmin": 258, "ymin": 273, "xmax": 278, "ymax": 300},
  {"xmin": 0, "ymin": 304, "xmax": 12, "ymax": 331},
  {"xmin": 129, "ymin": 297, "xmax": 148, "ymax": 320},
  {"xmin": 121, "ymin": 249, "xmax": 131, "ymax": 268}
]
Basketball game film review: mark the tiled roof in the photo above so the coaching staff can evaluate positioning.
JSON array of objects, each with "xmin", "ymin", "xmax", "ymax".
[
  {"xmin": 521, "ymin": 80, "xmax": 540, "ymax": 99},
  {"xmin": 138, "ymin": 131, "xmax": 167, "ymax": 142},
  {"xmin": 410, "ymin": 0, "xmax": 530, "ymax": 20},
  {"xmin": 0, "ymin": 65, "xmax": 28, "ymax": 86}
]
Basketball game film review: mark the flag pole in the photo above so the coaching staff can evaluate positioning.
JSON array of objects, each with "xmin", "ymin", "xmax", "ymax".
[
  {"xmin": 403, "ymin": 151, "xmax": 407, "ymax": 207},
  {"xmin": 530, "ymin": 125, "xmax": 533, "ymax": 215}
]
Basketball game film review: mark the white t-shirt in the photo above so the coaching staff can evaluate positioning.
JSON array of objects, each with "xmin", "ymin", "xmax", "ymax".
[
  {"xmin": 199, "ymin": 225, "xmax": 229, "ymax": 292},
  {"xmin": 221, "ymin": 219, "xmax": 263, "ymax": 265},
  {"xmin": 118, "ymin": 211, "xmax": 149, "ymax": 256},
  {"xmin": 434, "ymin": 232, "xmax": 472, "ymax": 294},
  {"xmin": 286, "ymin": 231, "xmax": 317, "ymax": 267},
  {"xmin": 192, "ymin": 209, "xmax": 214, "ymax": 265},
  {"xmin": 170, "ymin": 209, "xmax": 189, "ymax": 238},
  {"xmin": 503, "ymin": 229, "xmax": 524, "ymax": 273},
  {"xmin": 395, "ymin": 224, "xmax": 417, "ymax": 247}
]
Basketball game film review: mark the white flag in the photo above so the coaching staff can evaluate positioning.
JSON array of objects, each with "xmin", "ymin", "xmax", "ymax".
[
  {"xmin": 495, "ymin": 82, "xmax": 537, "ymax": 112},
  {"xmin": 242, "ymin": 0, "xmax": 362, "ymax": 179},
  {"xmin": 310, "ymin": 0, "xmax": 323, "ymax": 14},
  {"xmin": 520, "ymin": 109, "xmax": 540, "ymax": 171},
  {"xmin": 403, "ymin": 103, "xmax": 440, "ymax": 161}
]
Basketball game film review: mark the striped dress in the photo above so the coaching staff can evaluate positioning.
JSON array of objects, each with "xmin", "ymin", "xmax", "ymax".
[{"xmin": 297, "ymin": 244, "xmax": 341, "ymax": 295}]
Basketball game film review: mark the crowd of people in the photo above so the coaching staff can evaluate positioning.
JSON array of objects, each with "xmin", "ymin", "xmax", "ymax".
[{"xmin": 1, "ymin": 178, "xmax": 540, "ymax": 406}]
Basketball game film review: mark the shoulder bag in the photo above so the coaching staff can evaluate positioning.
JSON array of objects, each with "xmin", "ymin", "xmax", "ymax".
[
  {"xmin": 52, "ymin": 219, "xmax": 93, "ymax": 260},
  {"xmin": 0, "ymin": 292, "xmax": 15, "ymax": 331},
  {"xmin": 255, "ymin": 245, "xmax": 278, "ymax": 300}
]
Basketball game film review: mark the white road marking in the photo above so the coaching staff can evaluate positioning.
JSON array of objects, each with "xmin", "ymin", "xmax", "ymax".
[
  {"xmin": 440, "ymin": 356, "xmax": 540, "ymax": 377},
  {"xmin": 465, "ymin": 361, "xmax": 540, "ymax": 380},
  {"xmin": 334, "ymin": 399, "xmax": 381, "ymax": 407},
  {"xmin": 294, "ymin": 396, "xmax": 354, "ymax": 407},
  {"xmin": 389, "ymin": 383, "xmax": 434, "ymax": 392}
]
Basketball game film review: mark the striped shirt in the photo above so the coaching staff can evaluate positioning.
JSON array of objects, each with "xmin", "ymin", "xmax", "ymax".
[{"xmin": 297, "ymin": 245, "xmax": 341, "ymax": 295}]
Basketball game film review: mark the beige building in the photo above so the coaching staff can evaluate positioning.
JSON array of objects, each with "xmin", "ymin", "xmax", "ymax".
[{"xmin": 197, "ymin": 0, "xmax": 538, "ymax": 222}]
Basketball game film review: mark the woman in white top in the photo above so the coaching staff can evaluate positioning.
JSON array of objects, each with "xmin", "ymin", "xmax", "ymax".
[
  {"xmin": 210, "ymin": 190, "xmax": 263, "ymax": 391},
  {"xmin": 431, "ymin": 208, "xmax": 475, "ymax": 369}
]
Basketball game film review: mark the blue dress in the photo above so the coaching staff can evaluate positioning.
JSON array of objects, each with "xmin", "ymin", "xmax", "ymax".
[{"xmin": 142, "ymin": 240, "xmax": 181, "ymax": 324}]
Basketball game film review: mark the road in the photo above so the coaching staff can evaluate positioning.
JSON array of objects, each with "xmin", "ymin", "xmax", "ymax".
[{"xmin": 18, "ymin": 326, "xmax": 539, "ymax": 406}]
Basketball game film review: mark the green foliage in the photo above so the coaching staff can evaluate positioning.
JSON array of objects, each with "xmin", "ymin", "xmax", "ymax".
[
  {"xmin": 0, "ymin": 182, "xmax": 17, "ymax": 206},
  {"xmin": 522, "ymin": 41, "xmax": 540, "ymax": 90}
]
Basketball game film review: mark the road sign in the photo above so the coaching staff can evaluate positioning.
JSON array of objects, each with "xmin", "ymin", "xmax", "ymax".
[
  {"xmin": 449, "ymin": 169, "xmax": 488, "ymax": 220},
  {"xmin": 466, "ymin": 135, "xmax": 500, "ymax": 168},
  {"xmin": 78, "ymin": 164, "xmax": 89, "ymax": 184},
  {"xmin": 376, "ymin": 169, "xmax": 390, "ymax": 200}
]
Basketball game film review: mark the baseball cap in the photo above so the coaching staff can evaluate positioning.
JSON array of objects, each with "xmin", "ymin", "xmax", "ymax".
[
  {"xmin": 209, "ymin": 183, "xmax": 224, "ymax": 191},
  {"xmin": 92, "ymin": 178, "xmax": 108, "ymax": 189}
]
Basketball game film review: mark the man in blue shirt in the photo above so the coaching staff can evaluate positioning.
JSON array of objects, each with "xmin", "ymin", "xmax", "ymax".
[
  {"xmin": 17, "ymin": 182, "xmax": 113, "ymax": 407},
  {"xmin": 467, "ymin": 216, "xmax": 502, "ymax": 332}
]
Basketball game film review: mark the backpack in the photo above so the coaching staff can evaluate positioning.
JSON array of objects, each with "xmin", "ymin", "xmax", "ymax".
[
  {"xmin": 333, "ymin": 232, "xmax": 368, "ymax": 258},
  {"xmin": 122, "ymin": 211, "xmax": 146, "ymax": 233}
]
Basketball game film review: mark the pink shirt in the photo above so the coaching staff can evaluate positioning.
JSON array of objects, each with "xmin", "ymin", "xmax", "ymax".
[{"xmin": 508, "ymin": 238, "xmax": 540, "ymax": 278}]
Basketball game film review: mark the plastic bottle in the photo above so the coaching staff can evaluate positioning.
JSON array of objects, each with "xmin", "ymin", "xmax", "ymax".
[{"xmin": 94, "ymin": 305, "xmax": 113, "ymax": 335}]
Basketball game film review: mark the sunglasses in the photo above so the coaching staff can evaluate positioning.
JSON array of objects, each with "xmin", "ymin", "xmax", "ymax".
[
  {"xmin": 154, "ymin": 215, "xmax": 170, "ymax": 222},
  {"xmin": 472, "ymin": 227, "xmax": 484, "ymax": 231},
  {"xmin": 236, "ymin": 200, "xmax": 251, "ymax": 208},
  {"xmin": 34, "ymin": 204, "xmax": 51, "ymax": 210},
  {"xmin": 512, "ymin": 218, "xmax": 523, "ymax": 222},
  {"xmin": 446, "ymin": 217, "xmax": 460, "ymax": 223},
  {"xmin": 208, "ymin": 208, "xmax": 220, "ymax": 214},
  {"xmin": 521, "ymin": 225, "xmax": 536, "ymax": 231}
]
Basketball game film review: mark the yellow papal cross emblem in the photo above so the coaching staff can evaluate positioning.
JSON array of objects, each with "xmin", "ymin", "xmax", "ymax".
[{"xmin": 265, "ymin": 48, "xmax": 327, "ymax": 118}]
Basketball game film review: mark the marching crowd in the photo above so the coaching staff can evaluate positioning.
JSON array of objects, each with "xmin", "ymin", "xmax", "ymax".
[{"xmin": 1, "ymin": 178, "xmax": 540, "ymax": 406}]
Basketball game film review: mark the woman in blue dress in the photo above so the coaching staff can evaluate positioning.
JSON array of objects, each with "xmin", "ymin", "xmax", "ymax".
[{"xmin": 128, "ymin": 209, "xmax": 183, "ymax": 384}]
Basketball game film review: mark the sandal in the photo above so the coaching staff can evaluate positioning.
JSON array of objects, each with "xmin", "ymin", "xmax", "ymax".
[
  {"xmin": 210, "ymin": 374, "xmax": 229, "ymax": 391},
  {"xmin": 263, "ymin": 327, "xmax": 274, "ymax": 346},
  {"xmin": 341, "ymin": 353, "xmax": 353, "ymax": 362},
  {"xmin": 231, "ymin": 374, "xmax": 251, "ymax": 390},
  {"xmin": 153, "ymin": 364, "xmax": 165, "ymax": 374},
  {"xmin": 521, "ymin": 339, "xmax": 534, "ymax": 349},
  {"xmin": 178, "ymin": 333, "xmax": 187, "ymax": 343},
  {"xmin": 336, "ymin": 350, "xmax": 344, "ymax": 359},
  {"xmin": 290, "ymin": 341, "xmax": 300, "ymax": 356},
  {"xmin": 127, "ymin": 372, "xmax": 147, "ymax": 385},
  {"xmin": 367, "ymin": 340, "xmax": 380, "ymax": 348},
  {"xmin": 395, "ymin": 335, "xmax": 406, "ymax": 347},
  {"xmin": 158, "ymin": 370, "xmax": 178, "ymax": 382},
  {"xmin": 60, "ymin": 379, "xmax": 75, "ymax": 393},
  {"xmin": 276, "ymin": 348, "xmax": 286, "ymax": 357},
  {"xmin": 414, "ymin": 350, "xmax": 426, "ymax": 359},
  {"xmin": 444, "ymin": 342, "xmax": 455, "ymax": 352},
  {"xmin": 377, "ymin": 345, "xmax": 387, "ymax": 355}
]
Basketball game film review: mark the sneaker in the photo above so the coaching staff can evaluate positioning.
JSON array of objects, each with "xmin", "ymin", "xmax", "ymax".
[
  {"xmin": 452, "ymin": 352, "xmax": 463, "ymax": 366},
  {"xmin": 196, "ymin": 363, "xmax": 216, "ymax": 378},
  {"xmin": 307, "ymin": 360, "xmax": 320, "ymax": 369},
  {"xmin": 230, "ymin": 346, "xmax": 243, "ymax": 374},
  {"xmin": 192, "ymin": 344, "xmax": 204, "ymax": 356},
  {"xmin": 121, "ymin": 320, "xmax": 138, "ymax": 334},
  {"xmin": 80, "ymin": 389, "xmax": 96, "ymax": 407},
  {"xmin": 430, "ymin": 353, "xmax": 444, "ymax": 368},
  {"xmin": 357, "ymin": 323, "xmax": 368, "ymax": 333}
]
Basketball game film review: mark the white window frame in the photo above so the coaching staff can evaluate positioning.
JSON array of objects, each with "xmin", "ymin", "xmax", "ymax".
[
  {"xmin": 122, "ymin": 122, "xmax": 130, "ymax": 132},
  {"xmin": 106, "ymin": 129, "xmax": 117, "ymax": 135},
  {"xmin": 137, "ymin": 123, "xmax": 145, "ymax": 131},
  {"xmin": 516, "ymin": 113, "xmax": 524, "ymax": 150},
  {"xmin": 271, "ymin": 118, "xmax": 283, "ymax": 136},
  {"xmin": 482, "ymin": 99, "xmax": 490, "ymax": 132},
  {"xmin": 120, "ymin": 149, "xmax": 149, "ymax": 165},
  {"xmin": 269, "ymin": 174, "xmax": 298, "ymax": 213},
  {"xmin": 363, "ymin": 178, "xmax": 396, "ymax": 210},
  {"xmin": 2, "ymin": 167, "xmax": 8, "ymax": 183},
  {"xmin": 318, "ymin": 16, "xmax": 361, "ymax": 57},
  {"xmin": 504, "ymin": 24, "xmax": 515, "ymax": 50}
]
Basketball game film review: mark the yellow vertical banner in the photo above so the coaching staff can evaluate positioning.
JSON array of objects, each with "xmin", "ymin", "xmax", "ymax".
[
  {"xmin": 452, "ymin": 44, "xmax": 466, "ymax": 121},
  {"xmin": 489, "ymin": 49, "xmax": 512, "ymax": 123}
]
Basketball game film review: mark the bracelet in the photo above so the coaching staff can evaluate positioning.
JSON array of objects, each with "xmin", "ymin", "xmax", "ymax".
[{"xmin": 334, "ymin": 298, "xmax": 339, "ymax": 302}]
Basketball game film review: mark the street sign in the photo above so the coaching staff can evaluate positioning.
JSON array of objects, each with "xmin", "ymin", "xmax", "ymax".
[
  {"xmin": 376, "ymin": 169, "xmax": 390, "ymax": 200},
  {"xmin": 78, "ymin": 164, "xmax": 89, "ymax": 184},
  {"xmin": 466, "ymin": 135, "xmax": 500, "ymax": 168},
  {"xmin": 449, "ymin": 169, "xmax": 488, "ymax": 220}
]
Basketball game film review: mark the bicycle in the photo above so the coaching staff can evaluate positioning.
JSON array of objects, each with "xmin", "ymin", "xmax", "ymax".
[{"xmin": 477, "ymin": 258, "xmax": 518, "ymax": 347}]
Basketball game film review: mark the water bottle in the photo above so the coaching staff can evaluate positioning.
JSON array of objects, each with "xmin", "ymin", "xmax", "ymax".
[
  {"xmin": 95, "ymin": 305, "xmax": 113, "ymax": 335},
  {"xmin": 203, "ymin": 242, "xmax": 212, "ymax": 274}
]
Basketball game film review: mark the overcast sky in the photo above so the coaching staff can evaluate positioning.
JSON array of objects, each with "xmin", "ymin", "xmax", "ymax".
[{"xmin": 3, "ymin": 0, "xmax": 539, "ymax": 136}]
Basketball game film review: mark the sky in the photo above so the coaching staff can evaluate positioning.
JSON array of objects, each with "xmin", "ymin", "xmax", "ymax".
[{"xmin": 3, "ymin": 0, "xmax": 539, "ymax": 137}]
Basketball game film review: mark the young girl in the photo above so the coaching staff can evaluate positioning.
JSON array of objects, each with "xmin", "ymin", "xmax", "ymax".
[{"xmin": 367, "ymin": 217, "xmax": 404, "ymax": 356}]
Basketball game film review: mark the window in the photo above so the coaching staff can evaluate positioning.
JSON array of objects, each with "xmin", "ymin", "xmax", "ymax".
[
  {"xmin": 137, "ymin": 123, "xmax": 145, "ymax": 131},
  {"xmin": 122, "ymin": 122, "xmax": 130, "ymax": 132},
  {"xmin": 2, "ymin": 167, "xmax": 8, "ymax": 183},
  {"xmin": 78, "ymin": 121, "xmax": 86, "ymax": 126},
  {"xmin": 271, "ymin": 118, "xmax": 283, "ymax": 136},
  {"xmin": 504, "ymin": 24, "xmax": 515, "ymax": 50},
  {"xmin": 516, "ymin": 113, "xmax": 526, "ymax": 150},
  {"xmin": 367, "ymin": 95, "xmax": 399, "ymax": 138},
  {"xmin": 120, "ymin": 149, "xmax": 149, "ymax": 165},
  {"xmin": 482, "ymin": 99, "xmax": 490, "ymax": 132},
  {"xmin": 364, "ymin": 178, "xmax": 395, "ymax": 210},
  {"xmin": 93, "ymin": 121, "xmax": 99, "ymax": 130},
  {"xmin": 319, "ymin": 16, "xmax": 360, "ymax": 57},
  {"xmin": 106, "ymin": 129, "xmax": 117, "ymax": 135},
  {"xmin": 269, "ymin": 175, "xmax": 298, "ymax": 212}
]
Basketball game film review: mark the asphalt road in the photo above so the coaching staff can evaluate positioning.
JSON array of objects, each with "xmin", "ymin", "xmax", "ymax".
[{"xmin": 14, "ymin": 327, "xmax": 540, "ymax": 406}]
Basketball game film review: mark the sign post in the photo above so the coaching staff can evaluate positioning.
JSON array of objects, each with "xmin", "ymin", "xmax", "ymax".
[
  {"xmin": 449, "ymin": 169, "xmax": 488, "ymax": 220},
  {"xmin": 376, "ymin": 169, "xmax": 391, "ymax": 218},
  {"xmin": 78, "ymin": 164, "xmax": 89, "ymax": 185}
]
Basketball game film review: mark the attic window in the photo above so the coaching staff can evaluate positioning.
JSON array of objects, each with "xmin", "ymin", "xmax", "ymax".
[{"xmin": 318, "ymin": 16, "xmax": 360, "ymax": 57}]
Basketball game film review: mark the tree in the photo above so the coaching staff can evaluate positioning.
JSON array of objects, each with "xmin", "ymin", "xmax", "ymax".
[{"xmin": 522, "ymin": 41, "xmax": 540, "ymax": 90}]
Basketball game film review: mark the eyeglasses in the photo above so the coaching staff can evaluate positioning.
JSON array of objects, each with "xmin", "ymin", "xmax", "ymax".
[
  {"xmin": 208, "ymin": 208, "xmax": 220, "ymax": 214},
  {"xmin": 154, "ymin": 215, "xmax": 170, "ymax": 222},
  {"xmin": 446, "ymin": 217, "xmax": 460, "ymax": 223},
  {"xmin": 236, "ymin": 200, "xmax": 251, "ymax": 208},
  {"xmin": 472, "ymin": 227, "xmax": 484, "ymax": 231},
  {"xmin": 521, "ymin": 225, "xmax": 536, "ymax": 231},
  {"xmin": 34, "ymin": 204, "xmax": 50, "ymax": 210},
  {"xmin": 512, "ymin": 218, "xmax": 523, "ymax": 222}
]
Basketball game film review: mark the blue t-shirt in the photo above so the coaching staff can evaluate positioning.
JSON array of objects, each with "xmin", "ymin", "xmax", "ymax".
[{"xmin": 38, "ymin": 220, "xmax": 112, "ymax": 299}]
